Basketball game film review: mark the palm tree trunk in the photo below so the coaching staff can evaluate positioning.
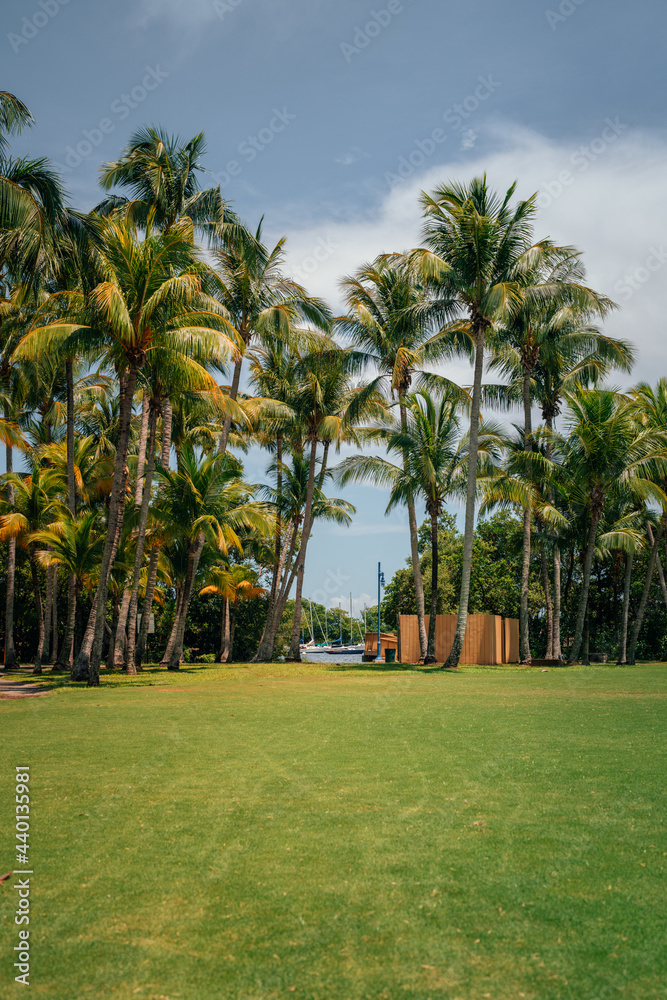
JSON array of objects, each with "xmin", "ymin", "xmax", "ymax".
[
  {"xmin": 218, "ymin": 597, "xmax": 231, "ymax": 662},
  {"xmin": 58, "ymin": 357, "xmax": 77, "ymax": 671},
  {"xmin": 627, "ymin": 517, "xmax": 665, "ymax": 664},
  {"xmin": 126, "ymin": 407, "xmax": 157, "ymax": 673},
  {"xmin": 28, "ymin": 546, "xmax": 45, "ymax": 674},
  {"xmin": 4, "ymin": 434, "xmax": 17, "ymax": 668},
  {"xmin": 582, "ymin": 609, "xmax": 590, "ymax": 665},
  {"xmin": 76, "ymin": 365, "xmax": 138, "ymax": 686},
  {"xmin": 399, "ymin": 400, "xmax": 427, "ymax": 660},
  {"xmin": 44, "ymin": 564, "xmax": 53, "ymax": 662},
  {"xmin": 51, "ymin": 566, "xmax": 58, "ymax": 664},
  {"xmin": 540, "ymin": 543, "xmax": 554, "ymax": 658},
  {"xmin": 271, "ymin": 435, "xmax": 283, "ymax": 603},
  {"xmin": 519, "ymin": 365, "xmax": 532, "ymax": 664},
  {"xmin": 617, "ymin": 551, "xmax": 633, "ymax": 664},
  {"xmin": 445, "ymin": 324, "xmax": 485, "ymax": 668},
  {"xmin": 287, "ymin": 436, "xmax": 319, "ymax": 661},
  {"xmin": 646, "ymin": 523, "xmax": 667, "ymax": 608},
  {"xmin": 424, "ymin": 506, "xmax": 439, "ymax": 664},
  {"xmin": 167, "ymin": 535, "xmax": 205, "ymax": 670},
  {"xmin": 552, "ymin": 544, "xmax": 562, "ymax": 660},
  {"xmin": 112, "ymin": 587, "xmax": 131, "ymax": 668},
  {"xmin": 220, "ymin": 354, "xmax": 244, "ymax": 453},
  {"xmin": 230, "ymin": 598, "xmax": 239, "ymax": 658},
  {"xmin": 252, "ymin": 520, "xmax": 295, "ymax": 661},
  {"xmin": 134, "ymin": 392, "xmax": 150, "ymax": 503},
  {"xmin": 567, "ymin": 505, "xmax": 603, "ymax": 663},
  {"xmin": 136, "ymin": 399, "xmax": 172, "ymax": 669},
  {"xmin": 59, "ymin": 574, "xmax": 78, "ymax": 673}
]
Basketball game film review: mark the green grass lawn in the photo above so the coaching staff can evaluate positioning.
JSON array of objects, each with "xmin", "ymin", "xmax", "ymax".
[{"xmin": 1, "ymin": 662, "xmax": 665, "ymax": 999}]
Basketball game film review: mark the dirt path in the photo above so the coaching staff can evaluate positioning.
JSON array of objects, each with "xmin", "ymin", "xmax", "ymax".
[{"xmin": 0, "ymin": 678, "xmax": 51, "ymax": 699}]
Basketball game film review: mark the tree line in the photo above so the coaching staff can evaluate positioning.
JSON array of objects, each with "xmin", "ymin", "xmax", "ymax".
[{"xmin": 1, "ymin": 90, "xmax": 666, "ymax": 683}]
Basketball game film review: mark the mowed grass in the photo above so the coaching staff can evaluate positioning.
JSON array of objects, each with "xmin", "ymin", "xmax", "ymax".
[{"xmin": 1, "ymin": 663, "xmax": 666, "ymax": 1000}]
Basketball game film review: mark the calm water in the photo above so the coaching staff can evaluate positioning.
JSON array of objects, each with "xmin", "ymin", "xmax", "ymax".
[{"xmin": 302, "ymin": 650, "xmax": 364, "ymax": 664}]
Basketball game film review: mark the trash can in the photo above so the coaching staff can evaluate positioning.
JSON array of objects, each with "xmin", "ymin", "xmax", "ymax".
[{"xmin": 385, "ymin": 649, "xmax": 396, "ymax": 663}]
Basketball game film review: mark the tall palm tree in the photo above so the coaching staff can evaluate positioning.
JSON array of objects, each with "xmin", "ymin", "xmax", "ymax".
[
  {"xmin": 31, "ymin": 512, "xmax": 105, "ymax": 670},
  {"xmin": 626, "ymin": 380, "xmax": 667, "ymax": 663},
  {"xmin": 560, "ymin": 389, "xmax": 667, "ymax": 663},
  {"xmin": 17, "ymin": 214, "xmax": 240, "ymax": 684},
  {"xmin": 0, "ymin": 466, "xmax": 65, "ymax": 671},
  {"xmin": 487, "ymin": 263, "xmax": 619, "ymax": 660},
  {"xmin": 338, "ymin": 254, "xmax": 460, "ymax": 660},
  {"xmin": 416, "ymin": 175, "xmax": 567, "ymax": 667},
  {"xmin": 153, "ymin": 446, "xmax": 272, "ymax": 670},
  {"xmin": 284, "ymin": 346, "xmax": 379, "ymax": 662},
  {"xmin": 338, "ymin": 390, "xmax": 503, "ymax": 662}
]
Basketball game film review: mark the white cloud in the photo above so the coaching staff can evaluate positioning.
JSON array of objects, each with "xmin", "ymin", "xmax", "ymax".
[{"xmin": 278, "ymin": 119, "xmax": 667, "ymax": 388}]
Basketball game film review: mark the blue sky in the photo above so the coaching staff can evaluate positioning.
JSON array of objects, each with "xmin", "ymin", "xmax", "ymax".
[{"xmin": 6, "ymin": 0, "xmax": 667, "ymax": 616}]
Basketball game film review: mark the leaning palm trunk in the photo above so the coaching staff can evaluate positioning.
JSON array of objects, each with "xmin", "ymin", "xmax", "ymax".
[
  {"xmin": 126, "ymin": 408, "xmax": 158, "ymax": 673},
  {"xmin": 287, "ymin": 438, "xmax": 319, "ymax": 661},
  {"xmin": 4, "ymin": 435, "xmax": 18, "ymax": 668},
  {"xmin": 75, "ymin": 365, "xmax": 137, "ymax": 686},
  {"xmin": 251, "ymin": 521, "xmax": 296, "ymax": 661},
  {"xmin": 424, "ymin": 507, "xmax": 439, "ymax": 664},
  {"xmin": 166, "ymin": 535, "xmax": 205, "ymax": 670},
  {"xmin": 28, "ymin": 546, "xmax": 46, "ymax": 674},
  {"xmin": 136, "ymin": 400, "xmax": 172, "ymax": 669},
  {"xmin": 112, "ymin": 588, "xmax": 132, "ymax": 668},
  {"xmin": 50, "ymin": 567, "xmax": 58, "ymax": 664},
  {"xmin": 617, "ymin": 551, "xmax": 634, "ymax": 664},
  {"xmin": 627, "ymin": 516, "xmax": 666, "ymax": 665},
  {"xmin": 71, "ymin": 481, "xmax": 127, "ymax": 681},
  {"xmin": 445, "ymin": 324, "xmax": 485, "ymax": 668},
  {"xmin": 399, "ymin": 400, "xmax": 427, "ymax": 660},
  {"xmin": 567, "ymin": 503, "xmax": 603, "ymax": 663}
]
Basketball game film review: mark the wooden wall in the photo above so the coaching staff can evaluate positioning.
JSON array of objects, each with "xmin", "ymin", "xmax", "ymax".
[{"xmin": 398, "ymin": 614, "xmax": 518, "ymax": 664}]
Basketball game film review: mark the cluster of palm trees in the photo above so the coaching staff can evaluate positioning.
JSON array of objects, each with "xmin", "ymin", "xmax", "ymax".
[{"xmin": 1, "ymin": 91, "xmax": 665, "ymax": 682}]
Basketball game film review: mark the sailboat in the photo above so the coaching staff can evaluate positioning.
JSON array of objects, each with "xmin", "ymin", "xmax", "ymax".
[{"xmin": 324, "ymin": 593, "xmax": 364, "ymax": 654}]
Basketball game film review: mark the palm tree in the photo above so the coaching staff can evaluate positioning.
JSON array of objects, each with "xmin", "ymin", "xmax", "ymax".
[
  {"xmin": 0, "ymin": 466, "xmax": 65, "ymax": 671},
  {"xmin": 626, "ymin": 380, "xmax": 667, "ymax": 663},
  {"xmin": 208, "ymin": 220, "xmax": 332, "ymax": 452},
  {"xmin": 338, "ymin": 254, "xmax": 461, "ymax": 660},
  {"xmin": 96, "ymin": 125, "xmax": 236, "ymax": 239},
  {"xmin": 31, "ymin": 512, "xmax": 105, "ymax": 670},
  {"xmin": 17, "ymin": 214, "xmax": 240, "ymax": 684},
  {"xmin": 200, "ymin": 563, "xmax": 266, "ymax": 662},
  {"xmin": 416, "ymin": 175, "xmax": 568, "ymax": 667},
  {"xmin": 338, "ymin": 390, "xmax": 503, "ymax": 662},
  {"xmin": 284, "ymin": 346, "xmax": 380, "ymax": 662},
  {"xmin": 153, "ymin": 446, "xmax": 272, "ymax": 670},
  {"xmin": 560, "ymin": 389, "xmax": 667, "ymax": 663}
]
